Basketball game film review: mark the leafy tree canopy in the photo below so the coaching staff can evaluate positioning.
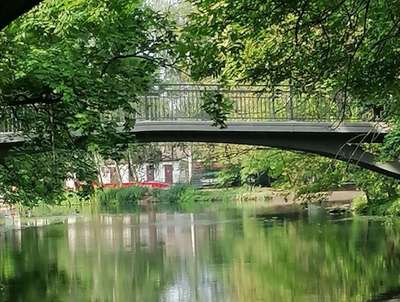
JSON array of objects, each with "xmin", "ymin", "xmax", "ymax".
[
  {"xmin": 0, "ymin": 0, "xmax": 175, "ymax": 204},
  {"xmin": 178, "ymin": 0, "xmax": 400, "ymax": 212},
  {"xmin": 179, "ymin": 0, "xmax": 400, "ymax": 128}
]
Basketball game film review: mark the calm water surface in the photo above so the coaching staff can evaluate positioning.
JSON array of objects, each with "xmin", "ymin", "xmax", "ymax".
[{"xmin": 0, "ymin": 205, "xmax": 400, "ymax": 302}]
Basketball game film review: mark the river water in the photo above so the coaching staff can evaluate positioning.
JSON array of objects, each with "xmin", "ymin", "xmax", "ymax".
[{"xmin": 0, "ymin": 205, "xmax": 400, "ymax": 302}]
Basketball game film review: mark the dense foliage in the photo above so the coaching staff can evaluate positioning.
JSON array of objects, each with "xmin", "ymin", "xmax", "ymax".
[
  {"xmin": 200, "ymin": 91, "xmax": 233, "ymax": 128},
  {"xmin": 181, "ymin": 1, "xmax": 398, "ymax": 105},
  {"xmin": 212, "ymin": 147, "xmax": 349, "ymax": 191},
  {"xmin": 0, "ymin": 0, "xmax": 175, "ymax": 204},
  {"xmin": 98, "ymin": 186, "xmax": 148, "ymax": 206},
  {"xmin": 178, "ymin": 0, "xmax": 400, "ymax": 213},
  {"xmin": 192, "ymin": 143, "xmax": 400, "ymax": 212},
  {"xmin": 179, "ymin": 0, "xmax": 400, "ymax": 149},
  {"xmin": 2, "ymin": 0, "xmax": 400, "ymax": 212}
]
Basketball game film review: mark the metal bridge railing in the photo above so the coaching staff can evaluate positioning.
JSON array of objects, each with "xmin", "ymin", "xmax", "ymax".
[
  {"xmin": 0, "ymin": 107, "xmax": 23, "ymax": 134},
  {"xmin": 129, "ymin": 83, "xmax": 367, "ymax": 122},
  {"xmin": 0, "ymin": 83, "xmax": 371, "ymax": 134}
]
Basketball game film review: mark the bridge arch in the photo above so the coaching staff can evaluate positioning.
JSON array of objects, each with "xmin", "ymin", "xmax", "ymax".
[
  {"xmin": 133, "ymin": 121, "xmax": 400, "ymax": 179},
  {"xmin": 1, "ymin": 83, "xmax": 399, "ymax": 178}
]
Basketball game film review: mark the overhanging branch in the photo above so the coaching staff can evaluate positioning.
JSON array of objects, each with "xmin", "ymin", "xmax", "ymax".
[{"xmin": 102, "ymin": 53, "xmax": 189, "ymax": 77}]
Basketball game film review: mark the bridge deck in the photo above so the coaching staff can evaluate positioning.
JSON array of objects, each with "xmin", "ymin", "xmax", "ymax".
[
  {"xmin": 0, "ymin": 120, "xmax": 388, "ymax": 143},
  {"xmin": 133, "ymin": 121, "xmax": 388, "ymax": 143},
  {"xmin": 0, "ymin": 83, "xmax": 397, "ymax": 178},
  {"xmin": 131, "ymin": 120, "xmax": 400, "ymax": 179}
]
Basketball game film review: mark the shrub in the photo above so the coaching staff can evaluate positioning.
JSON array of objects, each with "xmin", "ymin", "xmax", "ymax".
[
  {"xmin": 152, "ymin": 184, "xmax": 224, "ymax": 204},
  {"xmin": 152, "ymin": 184, "xmax": 191, "ymax": 203},
  {"xmin": 98, "ymin": 186, "xmax": 148, "ymax": 205},
  {"xmin": 386, "ymin": 198, "xmax": 400, "ymax": 216},
  {"xmin": 217, "ymin": 165, "xmax": 241, "ymax": 187},
  {"xmin": 352, "ymin": 195, "xmax": 368, "ymax": 214}
]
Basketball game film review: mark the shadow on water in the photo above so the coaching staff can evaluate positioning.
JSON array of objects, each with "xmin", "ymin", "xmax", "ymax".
[{"xmin": 366, "ymin": 287, "xmax": 400, "ymax": 302}]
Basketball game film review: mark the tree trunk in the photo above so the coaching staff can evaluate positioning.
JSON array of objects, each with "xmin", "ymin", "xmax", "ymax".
[
  {"xmin": 127, "ymin": 150, "xmax": 137, "ymax": 182},
  {"xmin": 115, "ymin": 160, "xmax": 123, "ymax": 187},
  {"xmin": 93, "ymin": 153, "xmax": 104, "ymax": 188}
]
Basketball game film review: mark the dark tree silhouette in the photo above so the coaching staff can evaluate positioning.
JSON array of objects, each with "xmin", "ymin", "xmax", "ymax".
[{"xmin": 0, "ymin": 0, "xmax": 43, "ymax": 30}]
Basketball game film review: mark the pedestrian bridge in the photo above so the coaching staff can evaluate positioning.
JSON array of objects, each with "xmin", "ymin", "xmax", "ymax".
[{"xmin": 1, "ymin": 83, "xmax": 399, "ymax": 178}]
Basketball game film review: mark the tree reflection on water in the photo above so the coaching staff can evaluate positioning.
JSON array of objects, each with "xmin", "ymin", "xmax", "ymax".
[{"xmin": 0, "ymin": 209, "xmax": 400, "ymax": 302}]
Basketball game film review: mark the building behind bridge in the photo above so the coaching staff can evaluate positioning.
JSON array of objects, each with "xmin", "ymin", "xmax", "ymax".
[{"xmin": 98, "ymin": 144, "xmax": 194, "ymax": 187}]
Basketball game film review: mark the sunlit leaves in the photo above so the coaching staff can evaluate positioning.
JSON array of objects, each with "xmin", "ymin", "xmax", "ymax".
[
  {"xmin": 180, "ymin": 0, "xmax": 400, "ymax": 122},
  {"xmin": 0, "ymin": 0, "xmax": 176, "ymax": 204}
]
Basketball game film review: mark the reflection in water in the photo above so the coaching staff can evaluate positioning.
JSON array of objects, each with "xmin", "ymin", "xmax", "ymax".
[{"xmin": 0, "ymin": 209, "xmax": 400, "ymax": 301}]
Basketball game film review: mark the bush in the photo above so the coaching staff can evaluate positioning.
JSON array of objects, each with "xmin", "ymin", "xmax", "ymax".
[
  {"xmin": 98, "ymin": 186, "xmax": 148, "ymax": 205},
  {"xmin": 217, "ymin": 165, "xmax": 241, "ymax": 187},
  {"xmin": 386, "ymin": 198, "xmax": 400, "ymax": 216},
  {"xmin": 352, "ymin": 195, "xmax": 368, "ymax": 214},
  {"xmin": 152, "ymin": 184, "xmax": 191, "ymax": 203},
  {"xmin": 152, "ymin": 184, "xmax": 224, "ymax": 204},
  {"xmin": 179, "ymin": 187, "xmax": 216, "ymax": 203}
]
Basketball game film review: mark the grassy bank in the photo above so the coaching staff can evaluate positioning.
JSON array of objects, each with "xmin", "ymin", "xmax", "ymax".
[
  {"xmin": 3, "ymin": 186, "xmax": 232, "ymax": 217},
  {"xmin": 7, "ymin": 185, "xmax": 362, "ymax": 218},
  {"xmin": 97, "ymin": 186, "xmax": 148, "ymax": 206},
  {"xmin": 96, "ymin": 185, "xmax": 281, "ymax": 212},
  {"xmin": 97, "ymin": 184, "xmax": 237, "ymax": 206},
  {"xmin": 8, "ymin": 193, "xmax": 96, "ymax": 218},
  {"xmin": 96, "ymin": 185, "xmax": 362, "ymax": 207}
]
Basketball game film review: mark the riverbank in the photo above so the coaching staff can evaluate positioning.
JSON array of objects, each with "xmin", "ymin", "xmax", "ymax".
[
  {"xmin": 0, "ymin": 185, "xmax": 363, "ymax": 218},
  {"xmin": 0, "ymin": 193, "xmax": 95, "ymax": 218},
  {"xmin": 96, "ymin": 184, "xmax": 362, "ymax": 213}
]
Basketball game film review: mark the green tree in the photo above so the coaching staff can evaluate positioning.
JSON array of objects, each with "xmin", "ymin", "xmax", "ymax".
[
  {"xmin": 179, "ymin": 0, "xmax": 400, "ymax": 130},
  {"xmin": 0, "ymin": 0, "xmax": 175, "ymax": 204},
  {"xmin": 178, "ymin": 0, "xmax": 400, "ymax": 212}
]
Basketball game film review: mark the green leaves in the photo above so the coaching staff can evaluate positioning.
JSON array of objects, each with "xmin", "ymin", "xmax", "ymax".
[
  {"xmin": 0, "ymin": 150, "xmax": 97, "ymax": 206},
  {"xmin": 180, "ymin": 0, "xmax": 400, "ymax": 122},
  {"xmin": 0, "ymin": 0, "xmax": 176, "ymax": 204},
  {"xmin": 240, "ymin": 150, "xmax": 284, "ymax": 181},
  {"xmin": 178, "ymin": 0, "xmax": 400, "ymax": 211},
  {"xmin": 200, "ymin": 91, "xmax": 233, "ymax": 128}
]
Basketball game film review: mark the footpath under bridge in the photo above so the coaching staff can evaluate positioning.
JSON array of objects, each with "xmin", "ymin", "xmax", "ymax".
[{"xmin": 1, "ymin": 83, "xmax": 399, "ymax": 178}]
